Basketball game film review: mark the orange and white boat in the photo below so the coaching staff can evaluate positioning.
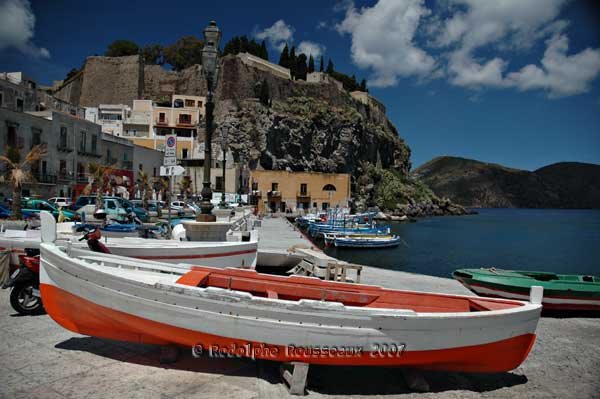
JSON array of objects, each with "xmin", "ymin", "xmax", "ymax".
[{"xmin": 39, "ymin": 224, "xmax": 543, "ymax": 372}]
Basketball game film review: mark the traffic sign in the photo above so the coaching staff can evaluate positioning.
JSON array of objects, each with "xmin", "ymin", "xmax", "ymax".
[
  {"xmin": 160, "ymin": 165, "xmax": 185, "ymax": 176},
  {"xmin": 164, "ymin": 134, "xmax": 177, "ymax": 166}
]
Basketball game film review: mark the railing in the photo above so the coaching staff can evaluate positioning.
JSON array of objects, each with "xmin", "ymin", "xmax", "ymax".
[
  {"xmin": 122, "ymin": 161, "xmax": 133, "ymax": 170},
  {"xmin": 155, "ymin": 117, "xmax": 169, "ymax": 125},
  {"xmin": 176, "ymin": 119, "xmax": 195, "ymax": 127},
  {"xmin": 267, "ymin": 190, "xmax": 281, "ymax": 197},
  {"xmin": 32, "ymin": 173, "xmax": 57, "ymax": 184},
  {"xmin": 57, "ymin": 143, "xmax": 73, "ymax": 152},
  {"xmin": 251, "ymin": 190, "xmax": 261, "ymax": 197},
  {"xmin": 31, "ymin": 142, "xmax": 47, "ymax": 149},
  {"xmin": 76, "ymin": 174, "xmax": 89, "ymax": 183},
  {"xmin": 297, "ymin": 190, "xmax": 310, "ymax": 197},
  {"xmin": 57, "ymin": 173, "xmax": 72, "ymax": 182}
]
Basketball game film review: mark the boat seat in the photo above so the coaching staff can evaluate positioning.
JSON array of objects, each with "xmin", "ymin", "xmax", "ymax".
[{"xmin": 176, "ymin": 271, "xmax": 211, "ymax": 287}]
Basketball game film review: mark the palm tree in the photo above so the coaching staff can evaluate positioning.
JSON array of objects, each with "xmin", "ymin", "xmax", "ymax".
[
  {"xmin": 153, "ymin": 177, "xmax": 169, "ymax": 218},
  {"xmin": 83, "ymin": 163, "xmax": 114, "ymax": 208},
  {"xmin": 136, "ymin": 170, "xmax": 153, "ymax": 209},
  {"xmin": 178, "ymin": 176, "xmax": 192, "ymax": 202},
  {"xmin": 0, "ymin": 145, "xmax": 48, "ymax": 220}
]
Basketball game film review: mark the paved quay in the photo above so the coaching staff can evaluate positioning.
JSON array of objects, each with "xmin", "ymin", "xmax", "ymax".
[
  {"xmin": 1, "ymin": 218, "xmax": 599, "ymax": 398},
  {"xmin": 256, "ymin": 216, "xmax": 317, "ymax": 253}
]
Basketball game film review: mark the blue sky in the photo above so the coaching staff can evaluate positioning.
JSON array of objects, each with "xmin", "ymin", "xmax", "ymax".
[{"xmin": 1, "ymin": 0, "xmax": 599, "ymax": 170}]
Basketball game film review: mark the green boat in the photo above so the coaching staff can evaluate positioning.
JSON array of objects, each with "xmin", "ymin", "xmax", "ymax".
[{"xmin": 453, "ymin": 268, "xmax": 600, "ymax": 311}]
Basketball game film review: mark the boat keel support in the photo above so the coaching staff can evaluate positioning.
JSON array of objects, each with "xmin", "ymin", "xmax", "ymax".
[
  {"xmin": 401, "ymin": 368, "xmax": 430, "ymax": 392},
  {"xmin": 159, "ymin": 345, "xmax": 180, "ymax": 364},
  {"xmin": 281, "ymin": 362, "xmax": 309, "ymax": 395}
]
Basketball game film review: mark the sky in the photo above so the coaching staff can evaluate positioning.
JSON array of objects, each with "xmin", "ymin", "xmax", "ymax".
[{"xmin": 1, "ymin": 0, "xmax": 599, "ymax": 171}]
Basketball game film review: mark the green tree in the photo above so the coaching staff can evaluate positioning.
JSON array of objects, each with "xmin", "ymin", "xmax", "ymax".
[
  {"xmin": 360, "ymin": 78, "xmax": 367, "ymax": 92},
  {"xmin": 259, "ymin": 79, "xmax": 270, "ymax": 106},
  {"xmin": 326, "ymin": 58, "xmax": 334, "ymax": 74},
  {"xmin": 308, "ymin": 55, "xmax": 315, "ymax": 73},
  {"xmin": 319, "ymin": 55, "xmax": 324, "ymax": 72},
  {"xmin": 295, "ymin": 54, "xmax": 308, "ymax": 80},
  {"xmin": 278, "ymin": 43, "xmax": 290, "ymax": 68},
  {"xmin": 289, "ymin": 46, "xmax": 297, "ymax": 78},
  {"xmin": 164, "ymin": 36, "xmax": 204, "ymax": 71},
  {"xmin": 105, "ymin": 40, "xmax": 139, "ymax": 57},
  {"xmin": 260, "ymin": 40, "xmax": 269, "ymax": 60},
  {"xmin": 140, "ymin": 44, "xmax": 163, "ymax": 65}
]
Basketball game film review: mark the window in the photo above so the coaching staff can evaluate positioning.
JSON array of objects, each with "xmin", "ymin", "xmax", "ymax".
[
  {"xmin": 271, "ymin": 182, "xmax": 278, "ymax": 192},
  {"xmin": 106, "ymin": 149, "xmax": 111, "ymax": 162},
  {"xmin": 91, "ymin": 134, "xmax": 97, "ymax": 154},
  {"xmin": 178, "ymin": 114, "xmax": 192, "ymax": 124},
  {"xmin": 105, "ymin": 200, "xmax": 116, "ymax": 210},
  {"xmin": 185, "ymin": 99, "xmax": 195, "ymax": 107},
  {"xmin": 7, "ymin": 126, "xmax": 17, "ymax": 147},
  {"xmin": 158, "ymin": 112, "xmax": 166, "ymax": 123},
  {"xmin": 0, "ymin": 92, "xmax": 3, "ymax": 107},
  {"xmin": 300, "ymin": 183, "xmax": 307, "ymax": 195},
  {"xmin": 198, "ymin": 101, "xmax": 203, "ymax": 108},
  {"xmin": 139, "ymin": 163, "xmax": 143, "ymax": 170},
  {"xmin": 59, "ymin": 160, "xmax": 67, "ymax": 176},
  {"xmin": 322, "ymin": 202, "xmax": 329, "ymax": 210},
  {"xmin": 59, "ymin": 127, "xmax": 68, "ymax": 148},
  {"xmin": 251, "ymin": 182, "xmax": 258, "ymax": 191},
  {"xmin": 124, "ymin": 152, "xmax": 128, "ymax": 161},
  {"xmin": 182, "ymin": 148, "xmax": 188, "ymax": 159},
  {"xmin": 100, "ymin": 113, "xmax": 122, "ymax": 120},
  {"xmin": 173, "ymin": 99, "xmax": 184, "ymax": 108},
  {"xmin": 16, "ymin": 98, "xmax": 23, "ymax": 112},
  {"xmin": 41, "ymin": 160, "xmax": 47, "ymax": 175},
  {"xmin": 153, "ymin": 167, "xmax": 157, "ymax": 177},
  {"xmin": 215, "ymin": 176, "xmax": 224, "ymax": 191},
  {"xmin": 79, "ymin": 131, "xmax": 87, "ymax": 152},
  {"xmin": 31, "ymin": 128, "xmax": 42, "ymax": 147},
  {"xmin": 322, "ymin": 184, "xmax": 337, "ymax": 191}
]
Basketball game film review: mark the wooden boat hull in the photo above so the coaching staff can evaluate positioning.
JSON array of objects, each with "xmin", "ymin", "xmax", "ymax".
[
  {"xmin": 453, "ymin": 268, "xmax": 600, "ymax": 311},
  {"xmin": 40, "ymin": 243, "xmax": 541, "ymax": 371}
]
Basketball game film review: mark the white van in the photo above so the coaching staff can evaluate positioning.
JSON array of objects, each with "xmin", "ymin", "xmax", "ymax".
[{"xmin": 48, "ymin": 197, "xmax": 72, "ymax": 207}]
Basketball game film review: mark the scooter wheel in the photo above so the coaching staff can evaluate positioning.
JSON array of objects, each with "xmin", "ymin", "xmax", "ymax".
[{"xmin": 9, "ymin": 283, "xmax": 45, "ymax": 316}]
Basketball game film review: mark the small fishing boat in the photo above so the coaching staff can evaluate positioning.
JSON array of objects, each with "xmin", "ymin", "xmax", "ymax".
[
  {"xmin": 324, "ymin": 233, "xmax": 402, "ymax": 248},
  {"xmin": 1, "ymin": 216, "xmax": 258, "ymax": 269},
  {"xmin": 453, "ymin": 268, "xmax": 600, "ymax": 311},
  {"xmin": 40, "ymin": 235, "xmax": 542, "ymax": 371}
]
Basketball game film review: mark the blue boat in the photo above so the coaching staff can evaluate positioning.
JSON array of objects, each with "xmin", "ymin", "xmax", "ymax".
[{"xmin": 325, "ymin": 234, "xmax": 402, "ymax": 248}]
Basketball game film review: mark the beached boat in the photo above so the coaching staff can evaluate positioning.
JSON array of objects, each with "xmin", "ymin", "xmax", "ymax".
[
  {"xmin": 39, "ymin": 227, "xmax": 542, "ymax": 371},
  {"xmin": 324, "ymin": 233, "xmax": 402, "ymax": 248},
  {"xmin": 1, "ymin": 217, "xmax": 258, "ymax": 269},
  {"xmin": 453, "ymin": 268, "xmax": 600, "ymax": 311}
]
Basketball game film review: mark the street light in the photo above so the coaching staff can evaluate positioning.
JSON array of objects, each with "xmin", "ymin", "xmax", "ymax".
[
  {"xmin": 219, "ymin": 126, "xmax": 229, "ymax": 208},
  {"xmin": 198, "ymin": 20, "xmax": 222, "ymax": 222}
]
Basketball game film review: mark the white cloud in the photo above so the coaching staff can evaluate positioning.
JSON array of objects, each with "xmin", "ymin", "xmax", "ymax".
[
  {"xmin": 297, "ymin": 41, "xmax": 326, "ymax": 58},
  {"xmin": 336, "ymin": 0, "xmax": 437, "ymax": 88},
  {"xmin": 0, "ymin": 0, "xmax": 49, "ymax": 58},
  {"xmin": 254, "ymin": 20, "xmax": 294, "ymax": 52},
  {"xmin": 507, "ymin": 34, "xmax": 600, "ymax": 97}
]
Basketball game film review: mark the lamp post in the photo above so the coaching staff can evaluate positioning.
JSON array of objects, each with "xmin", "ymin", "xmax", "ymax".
[
  {"xmin": 198, "ymin": 20, "xmax": 221, "ymax": 222},
  {"xmin": 219, "ymin": 127, "xmax": 229, "ymax": 208}
]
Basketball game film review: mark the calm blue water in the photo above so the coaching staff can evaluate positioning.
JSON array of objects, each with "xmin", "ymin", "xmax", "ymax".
[{"xmin": 323, "ymin": 209, "xmax": 600, "ymax": 278}]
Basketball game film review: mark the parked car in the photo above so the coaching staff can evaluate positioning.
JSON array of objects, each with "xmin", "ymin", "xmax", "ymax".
[
  {"xmin": 0, "ymin": 203, "xmax": 37, "ymax": 220},
  {"xmin": 120, "ymin": 198, "xmax": 148, "ymax": 222},
  {"xmin": 72, "ymin": 195, "xmax": 147, "ymax": 222},
  {"xmin": 20, "ymin": 199, "xmax": 78, "ymax": 221},
  {"xmin": 76, "ymin": 197, "xmax": 127, "ymax": 222},
  {"xmin": 171, "ymin": 201, "xmax": 196, "ymax": 217},
  {"xmin": 48, "ymin": 197, "xmax": 72, "ymax": 207}
]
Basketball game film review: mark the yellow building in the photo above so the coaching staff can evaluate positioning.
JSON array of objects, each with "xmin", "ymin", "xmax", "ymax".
[
  {"xmin": 124, "ymin": 95, "xmax": 206, "ymax": 160},
  {"xmin": 250, "ymin": 170, "xmax": 351, "ymax": 212}
]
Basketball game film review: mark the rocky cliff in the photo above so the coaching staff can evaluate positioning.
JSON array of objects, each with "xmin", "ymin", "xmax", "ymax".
[
  {"xmin": 413, "ymin": 156, "xmax": 600, "ymax": 208},
  {"xmin": 52, "ymin": 54, "xmax": 469, "ymax": 214}
]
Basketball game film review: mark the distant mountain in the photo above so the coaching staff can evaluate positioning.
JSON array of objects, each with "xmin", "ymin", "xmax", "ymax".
[{"xmin": 412, "ymin": 156, "xmax": 600, "ymax": 208}]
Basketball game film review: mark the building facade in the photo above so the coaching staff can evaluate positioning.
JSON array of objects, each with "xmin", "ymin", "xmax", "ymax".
[
  {"xmin": 0, "ymin": 109, "xmax": 105, "ymax": 199},
  {"xmin": 350, "ymin": 91, "xmax": 387, "ymax": 115},
  {"xmin": 250, "ymin": 170, "xmax": 351, "ymax": 212},
  {"xmin": 0, "ymin": 72, "xmax": 37, "ymax": 113},
  {"xmin": 306, "ymin": 72, "xmax": 344, "ymax": 90},
  {"xmin": 132, "ymin": 144, "xmax": 163, "ymax": 181},
  {"xmin": 237, "ymin": 53, "xmax": 291, "ymax": 80}
]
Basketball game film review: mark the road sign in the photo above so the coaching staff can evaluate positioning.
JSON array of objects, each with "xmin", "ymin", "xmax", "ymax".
[
  {"xmin": 160, "ymin": 165, "xmax": 186, "ymax": 176},
  {"xmin": 164, "ymin": 134, "xmax": 177, "ymax": 166}
]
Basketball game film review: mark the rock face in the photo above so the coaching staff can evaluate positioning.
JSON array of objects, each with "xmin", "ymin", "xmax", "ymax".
[{"xmin": 414, "ymin": 156, "xmax": 600, "ymax": 208}]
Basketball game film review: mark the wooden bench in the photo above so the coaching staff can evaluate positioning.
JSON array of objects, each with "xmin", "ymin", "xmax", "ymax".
[{"xmin": 288, "ymin": 248, "xmax": 362, "ymax": 283}]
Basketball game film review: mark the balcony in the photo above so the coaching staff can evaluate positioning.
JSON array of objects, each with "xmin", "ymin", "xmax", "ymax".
[
  {"xmin": 57, "ymin": 172, "xmax": 72, "ymax": 183},
  {"xmin": 122, "ymin": 160, "xmax": 133, "ymax": 170},
  {"xmin": 155, "ymin": 117, "xmax": 169, "ymax": 126},
  {"xmin": 297, "ymin": 190, "xmax": 310, "ymax": 198},
  {"xmin": 176, "ymin": 119, "xmax": 195, "ymax": 128},
  {"xmin": 251, "ymin": 190, "xmax": 261, "ymax": 197},
  {"xmin": 57, "ymin": 143, "xmax": 73, "ymax": 152},
  {"xmin": 76, "ymin": 174, "xmax": 89, "ymax": 184},
  {"xmin": 78, "ymin": 149, "xmax": 102, "ymax": 158},
  {"xmin": 32, "ymin": 173, "xmax": 57, "ymax": 184},
  {"xmin": 267, "ymin": 190, "xmax": 281, "ymax": 198}
]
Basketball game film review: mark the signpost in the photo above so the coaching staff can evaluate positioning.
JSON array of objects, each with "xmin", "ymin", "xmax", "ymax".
[{"xmin": 162, "ymin": 134, "xmax": 178, "ymax": 235}]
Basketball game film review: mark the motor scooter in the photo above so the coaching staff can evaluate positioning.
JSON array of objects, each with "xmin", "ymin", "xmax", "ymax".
[{"xmin": 2, "ymin": 226, "xmax": 110, "ymax": 315}]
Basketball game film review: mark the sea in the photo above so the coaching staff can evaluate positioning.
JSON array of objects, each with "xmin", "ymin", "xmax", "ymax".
[{"xmin": 323, "ymin": 208, "xmax": 600, "ymax": 278}]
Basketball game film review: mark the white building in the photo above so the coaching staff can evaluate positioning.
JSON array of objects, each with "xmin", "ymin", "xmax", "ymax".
[{"xmin": 85, "ymin": 104, "xmax": 130, "ymax": 136}]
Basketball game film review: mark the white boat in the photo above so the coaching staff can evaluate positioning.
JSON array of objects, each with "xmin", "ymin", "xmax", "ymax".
[
  {"xmin": 1, "ymin": 216, "xmax": 258, "ymax": 269},
  {"xmin": 39, "ymin": 212, "xmax": 542, "ymax": 372}
]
